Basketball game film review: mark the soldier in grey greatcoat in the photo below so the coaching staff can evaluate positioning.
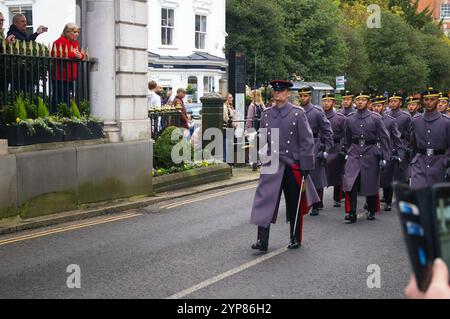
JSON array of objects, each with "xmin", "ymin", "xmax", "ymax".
[
  {"xmin": 410, "ymin": 88, "xmax": 450, "ymax": 190},
  {"xmin": 338, "ymin": 91, "xmax": 356, "ymax": 117},
  {"xmin": 372, "ymin": 96, "xmax": 404, "ymax": 212},
  {"xmin": 250, "ymin": 80, "xmax": 319, "ymax": 252},
  {"xmin": 387, "ymin": 92, "xmax": 412, "ymax": 184},
  {"xmin": 322, "ymin": 93, "xmax": 347, "ymax": 208},
  {"xmin": 343, "ymin": 91, "xmax": 391, "ymax": 223},
  {"xmin": 298, "ymin": 86, "xmax": 334, "ymax": 216}
]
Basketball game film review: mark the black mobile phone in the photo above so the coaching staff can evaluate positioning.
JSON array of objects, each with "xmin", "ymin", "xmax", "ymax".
[
  {"xmin": 432, "ymin": 183, "xmax": 450, "ymax": 268},
  {"xmin": 394, "ymin": 183, "xmax": 434, "ymax": 292}
]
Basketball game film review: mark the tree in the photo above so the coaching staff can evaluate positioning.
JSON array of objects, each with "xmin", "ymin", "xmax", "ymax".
[
  {"xmin": 362, "ymin": 11, "xmax": 429, "ymax": 93},
  {"xmin": 225, "ymin": 0, "xmax": 288, "ymax": 85},
  {"xmin": 279, "ymin": 0, "xmax": 349, "ymax": 84},
  {"xmin": 388, "ymin": 0, "xmax": 439, "ymax": 31},
  {"xmin": 340, "ymin": 25, "xmax": 370, "ymax": 92}
]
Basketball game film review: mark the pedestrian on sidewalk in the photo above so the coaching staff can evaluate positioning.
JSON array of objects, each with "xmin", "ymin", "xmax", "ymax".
[{"xmin": 250, "ymin": 80, "xmax": 319, "ymax": 252}]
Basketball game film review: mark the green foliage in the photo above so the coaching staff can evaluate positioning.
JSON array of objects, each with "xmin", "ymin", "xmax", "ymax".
[
  {"xmin": 15, "ymin": 95, "xmax": 27, "ymax": 120},
  {"xmin": 279, "ymin": 0, "xmax": 349, "ymax": 84},
  {"xmin": 154, "ymin": 126, "xmax": 193, "ymax": 169},
  {"xmin": 186, "ymin": 85, "xmax": 196, "ymax": 95},
  {"xmin": 24, "ymin": 96, "xmax": 38, "ymax": 119},
  {"xmin": 37, "ymin": 97, "xmax": 49, "ymax": 118},
  {"xmin": 71, "ymin": 99, "xmax": 81, "ymax": 118},
  {"xmin": 79, "ymin": 100, "xmax": 90, "ymax": 116},
  {"xmin": 362, "ymin": 11, "xmax": 429, "ymax": 92},
  {"xmin": 226, "ymin": 0, "xmax": 288, "ymax": 84},
  {"xmin": 57, "ymin": 102, "xmax": 71, "ymax": 118}
]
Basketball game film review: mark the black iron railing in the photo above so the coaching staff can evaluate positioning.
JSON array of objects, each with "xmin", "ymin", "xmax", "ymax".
[
  {"xmin": 149, "ymin": 109, "xmax": 182, "ymax": 140},
  {"xmin": 0, "ymin": 40, "xmax": 92, "ymax": 113}
]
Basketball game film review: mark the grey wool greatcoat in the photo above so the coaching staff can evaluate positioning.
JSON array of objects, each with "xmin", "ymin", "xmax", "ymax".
[
  {"xmin": 388, "ymin": 109, "xmax": 412, "ymax": 183},
  {"xmin": 302, "ymin": 102, "xmax": 334, "ymax": 190},
  {"xmin": 380, "ymin": 112, "xmax": 404, "ymax": 188},
  {"xmin": 250, "ymin": 102, "xmax": 320, "ymax": 227},
  {"xmin": 343, "ymin": 109, "xmax": 391, "ymax": 196},
  {"xmin": 338, "ymin": 106, "xmax": 356, "ymax": 117},
  {"xmin": 410, "ymin": 111, "xmax": 450, "ymax": 190},
  {"xmin": 325, "ymin": 109, "xmax": 347, "ymax": 187}
]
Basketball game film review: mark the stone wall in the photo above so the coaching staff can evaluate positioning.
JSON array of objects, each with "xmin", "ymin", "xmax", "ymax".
[{"xmin": 0, "ymin": 140, "xmax": 153, "ymax": 220}]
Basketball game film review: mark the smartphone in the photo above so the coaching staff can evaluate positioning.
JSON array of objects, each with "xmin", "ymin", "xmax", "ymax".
[
  {"xmin": 432, "ymin": 184, "xmax": 450, "ymax": 268},
  {"xmin": 394, "ymin": 183, "xmax": 434, "ymax": 292}
]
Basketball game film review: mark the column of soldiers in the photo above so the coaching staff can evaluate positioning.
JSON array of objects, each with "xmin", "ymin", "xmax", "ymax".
[{"xmin": 250, "ymin": 81, "xmax": 450, "ymax": 252}]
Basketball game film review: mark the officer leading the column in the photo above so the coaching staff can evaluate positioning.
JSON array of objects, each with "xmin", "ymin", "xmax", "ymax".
[{"xmin": 250, "ymin": 80, "xmax": 319, "ymax": 252}]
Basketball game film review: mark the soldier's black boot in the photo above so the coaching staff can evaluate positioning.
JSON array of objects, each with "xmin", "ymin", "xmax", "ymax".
[
  {"xmin": 252, "ymin": 226, "xmax": 270, "ymax": 252},
  {"xmin": 345, "ymin": 211, "xmax": 357, "ymax": 224},
  {"xmin": 310, "ymin": 207, "xmax": 319, "ymax": 216},
  {"xmin": 384, "ymin": 204, "xmax": 392, "ymax": 212},
  {"xmin": 288, "ymin": 221, "xmax": 301, "ymax": 249},
  {"xmin": 367, "ymin": 211, "xmax": 376, "ymax": 221}
]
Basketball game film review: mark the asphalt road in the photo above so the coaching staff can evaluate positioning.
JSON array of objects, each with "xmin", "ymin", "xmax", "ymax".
[{"xmin": 0, "ymin": 183, "xmax": 410, "ymax": 299}]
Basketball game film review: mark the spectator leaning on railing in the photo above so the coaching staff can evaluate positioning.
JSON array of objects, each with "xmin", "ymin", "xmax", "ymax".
[
  {"xmin": 7, "ymin": 13, "xmax": 47, "ymax": 42},
  {"xmin": 51, "ymin": 23, "xmax": 84, "ymax": 112},
  {"xmin": 0, "ymin": 12, "xmax": 15, "ymax": 49}
]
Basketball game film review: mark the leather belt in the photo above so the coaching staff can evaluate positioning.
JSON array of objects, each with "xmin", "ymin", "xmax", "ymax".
[
  {"xmin": 417, "ymin": 149, "xmax": 445, "ymax": 156},
  {"xmin": 352, "ymin": 139, "xmax": 377, "ymax": 146}
]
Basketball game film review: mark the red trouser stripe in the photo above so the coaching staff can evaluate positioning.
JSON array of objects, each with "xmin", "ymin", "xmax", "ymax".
[
  {"xmin": 376, "ymin": 193, "xmax": 381, "ymax": 213},
  {"xmin": 345, "ymin": 192, "xmax": 351, "ymax": 214}
]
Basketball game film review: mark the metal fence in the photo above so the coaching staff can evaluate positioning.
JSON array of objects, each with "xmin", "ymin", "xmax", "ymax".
[
  {"xmin": 149, "ymin": 110, "xmax": 182, "ymax": 140},
  {"xmin": 0, "ymin": 39, "xmax": 92, "ymax": 113}
]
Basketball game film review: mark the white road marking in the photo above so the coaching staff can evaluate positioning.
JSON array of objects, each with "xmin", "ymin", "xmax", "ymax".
[{"xmin": 167, "ymin": 247, "xmax": 288, "ymax": 299}]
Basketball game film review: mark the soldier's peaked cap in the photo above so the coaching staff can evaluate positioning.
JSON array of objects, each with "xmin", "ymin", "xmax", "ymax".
[
  {"xmin": 389, "ymin": 92, "xmax": 403, "ymax": 101},
  {"xmin": 406, "ymin": 96, "xmax": 420, "ymax": 104},
  {"xmin": 439, "ymin": 92, "xmax": 449, "ymax": 101},
  {"xmin": 341, "ymin": 91, "xmax": 354, "ymax": 98},
  {"xmin": 270, "ymin": 80, "xmax": 293, "ymax": 91},
  {"xmin": 421, "ymin": 87, "xmax": 440, "ymax": 98},
  {"xmin": 373, "ymin": 95, "xmax": 387, "ymax": 104},
  {"xmin": 322, "ymin": 92, "xmax": 335, "ymax": 100},
  {"xmin": 298, "ymin": 86, "xmax": 313, "ymax": 94},
  {"xmin": 354, "ymin": 91, "xmax": 371, "ymax": 99}
]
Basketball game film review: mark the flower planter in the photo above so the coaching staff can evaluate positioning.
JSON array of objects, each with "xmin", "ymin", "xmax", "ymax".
[
  {"xmin": 0, "ymin": 124, "xmax": 63, "ymax": 146},
  {"xmin": 87, "ymin": 121, "xmax": 104, "ymax": 140},
  {"xmin": 63, "ymin": 122, "xmax": 92, "ymax": 142}
]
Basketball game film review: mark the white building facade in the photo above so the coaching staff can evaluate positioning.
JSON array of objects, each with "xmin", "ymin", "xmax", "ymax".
[
  {"xmin": 148, "ymin": 0, "xmax": 228, "ymax": 101},
  {"xmin": 0, "ymin": 0, "xmax": 77, "ymax": 46}
]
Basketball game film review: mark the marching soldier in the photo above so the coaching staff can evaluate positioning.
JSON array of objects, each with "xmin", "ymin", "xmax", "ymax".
[
  {"xmin": 298, "ymin": 86, "xmax": 334, "ymax": 216},
  {"xmin": 338, "ymin": 91, "xmax": 355, "ymax": 117},
  {"xmin": 410, "ymin": 88, "xmax": 450, "ymax": 189},
  {"xmin": 343, "ymin": 91, "xmax": 390, "ymax": 223},
  {"xmin": 406, "ymin": 95, "xmax": 421, "ymax": 118},
  {"xmin": 387, "ymin": 92, "xmax": 412, "ymax": 184},
  {"xmin": 438, "ymin": 93, "xmax": 449, "ymax": 114},
  {"xmin": 323, "ymin": 93, "xmax": 347, "ymax": 208},
  {"xmin": 250, "ymin": 80, "xmax": 319, "ymax": 252},
  {"xmin": 372, "ymin": 96, "xmax": 404, "ymax": 211}
]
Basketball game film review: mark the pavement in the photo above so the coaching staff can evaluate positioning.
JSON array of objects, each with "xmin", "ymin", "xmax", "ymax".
[{"xmin": 0, "ymin": 166, "xmax": 260, "ymax": 236}]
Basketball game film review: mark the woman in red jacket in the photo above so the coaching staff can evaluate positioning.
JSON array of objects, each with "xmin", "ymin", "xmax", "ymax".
[{"xmin": 51, "ymin": 23, "xmax": 84, "ymax": 113}]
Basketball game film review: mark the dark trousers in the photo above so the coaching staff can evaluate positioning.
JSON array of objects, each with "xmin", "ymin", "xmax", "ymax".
[
  {"xmin": 313, "ymin": 189, "xmax": 324, "ymax": 209},
  {"xmin": 333, "ymin": 185, "xmax": 343, "ymax": 202},
  {"xmin": 282, "ymin": 165, "xmax": 304, "ymax": 242},
  {"xmin": 383, "ymin": 187, "xmax": 394, "ymax": 206},
  {"xmin": 345, "ymin": 174, "xmax": 377, "ymax": 214}
]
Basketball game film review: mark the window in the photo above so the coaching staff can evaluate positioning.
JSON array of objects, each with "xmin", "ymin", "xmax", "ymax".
[
  {"xmin": 161, "ymin": 8, "xmax": 174, "ymax": 46},
  {"xmin": 195, "ymin": 15, "xmax": 207, "ymax": 50},
  {"xmin": 203, "ymin": 76, "xmax": 214, "ymax": 93},
  {"xmin": 9, "ymin": 5, "xmax": 33, "ymax": 35},
  {"xmin": 441, "ymin": 4, "xmax": 450, "ymax": 18}
]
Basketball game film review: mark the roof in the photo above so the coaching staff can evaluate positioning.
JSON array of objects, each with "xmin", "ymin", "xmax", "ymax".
[
  {"xmin": 148, "ymin": 51, "xmax": 227, "ymax": 64},
  {"xmin": 292, "ymin": 81, "xmax": 334, "ymax": 91}
]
